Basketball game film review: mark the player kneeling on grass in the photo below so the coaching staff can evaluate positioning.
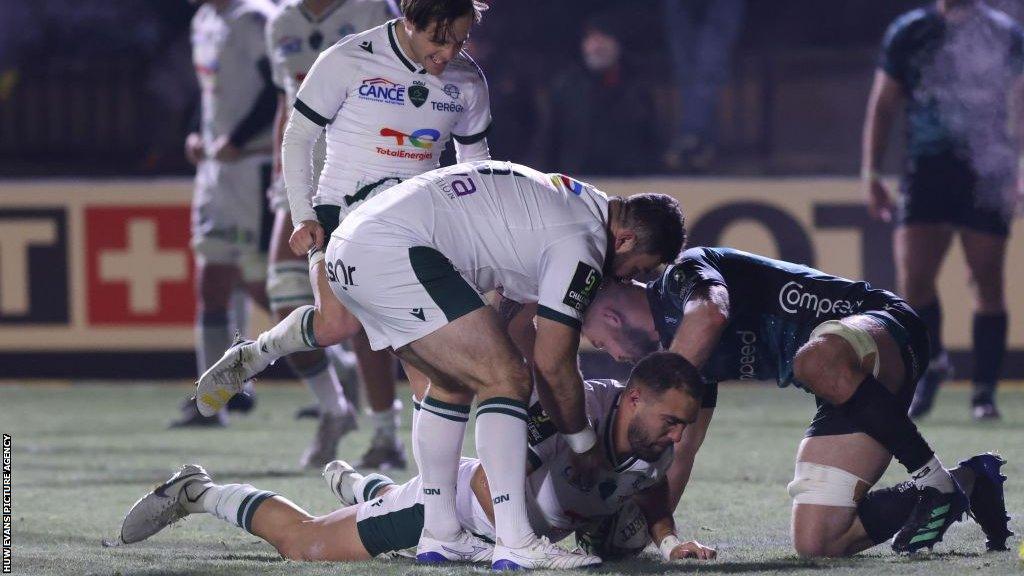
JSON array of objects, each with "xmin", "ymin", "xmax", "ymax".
[
  {"xmin": 117, "ymin": 352, "xmax": 715, "ymax": 565},
  {"xmin": 582, "ymin": 247, "xmax": 1013, "ymax": 557}
]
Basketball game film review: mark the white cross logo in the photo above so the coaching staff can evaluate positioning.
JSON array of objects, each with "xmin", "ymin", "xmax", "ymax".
[{"xmin": 99, "ymin": 218, "xmax": 187, "ymax": 314}]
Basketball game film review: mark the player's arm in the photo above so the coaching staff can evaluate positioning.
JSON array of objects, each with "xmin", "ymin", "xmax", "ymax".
[
  {"xmin": 667, "ymin": 283, "xmax": 730, "ymax": 368},
  {"xmin": 862, "ymin": 19, "xmax": 906, "ymax": 222},
  {"xmin": 492, "ymin": 291, "xmax": 537, "ymax": 363},
  {"xmin": 532, "ymin": 317, "xmax": 589, "ymax": 439},
  {"xmin": 634, "ymin": 480, "xmax": 716, "ymax": 560},
  {"xmin": 216, "ymin": 14, "xmax": 277, "ymax": 161},
  {"xmin": 452, "ymin": 58, "xmax": 492, "ymax": 163},
  {"xmin": 283, "ymin": 43, "xmax": 353, "ymax": 251}
]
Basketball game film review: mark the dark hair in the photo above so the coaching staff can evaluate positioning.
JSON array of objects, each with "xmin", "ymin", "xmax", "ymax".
[
  {"xmin": 401, "ymin": 0, "xmax": 488, "ymax": 42},
  {"xmin": 626, "ymin": 351, "xmax": 704, "ymax": 402},
  {"xmin": 622, "ymin": 193, "xmax": 686, "ymax": 263}
]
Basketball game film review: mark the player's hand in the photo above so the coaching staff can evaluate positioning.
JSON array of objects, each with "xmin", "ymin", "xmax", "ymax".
[
  {"xmin": 864, "ymin": 176, "xmax": 894, "ymax": 223},
  {"xmin": 211, "ymin": 135, "xmax": 242, "ymax": 162},
  {"xmin": 289, "ymin": 220, "xmax": 324, "ymax": 256},
  {"xmin": 184, "ymin": 133, "xmax": 205, "ymax": 165},
  {"xmin": 670, "ymin": 540, "xmax": 717, "ymax": 560},
  {"xmin": 567, "ymin": 444, "xmax": 608, "ymax": 491}
]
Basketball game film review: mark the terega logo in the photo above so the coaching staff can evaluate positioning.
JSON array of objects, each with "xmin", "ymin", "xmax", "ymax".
[
  {"xmin": 777, "ymin": 281, "xmax": 862, "ymax": 319},
  {"xmin": 86, "ymin": 207, "xmax": 194, "ymax": 325},
  {"xmin": 358, "ymin": 77, "xmax": 405, "ymax": 104}
]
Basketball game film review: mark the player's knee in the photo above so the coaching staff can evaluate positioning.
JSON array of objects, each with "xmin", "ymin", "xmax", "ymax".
[
  {"xmin": 274, "ymin": 524, "xmax": 321, "ymax": 561},
  {"xmin": 793, "ymin": 534, "xmax": 840, "ymax": 559},
  {"xmin": 794, "ymin": 335, "xmax": 861, "ymax": 404},
  {"xmin": 486, "ymin": 356, "xmax": 531, "ymax": 397}
]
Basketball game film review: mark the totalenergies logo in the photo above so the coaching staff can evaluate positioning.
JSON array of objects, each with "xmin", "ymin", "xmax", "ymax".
[{"xmin": 380, "ymin": 127, "xmax": 441, "ymax": 149}]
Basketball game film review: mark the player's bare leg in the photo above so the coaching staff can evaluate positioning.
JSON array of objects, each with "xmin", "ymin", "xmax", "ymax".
[
  {"xmin": 793, "ymin": 315, "xmax": 968, "ymax": 554},
  {"xmin": 896, "ymin": 224, "xmax": 955, "ymax": 418},
  {"xmin": 267, "ymin": 211, "xmax": 356, "ymax": 467},
  {"xmin": 958, "ymin": 227, "xmax": 1009, "ymax": 420},
  {"xmin": 351, "ymin": 329, "xmax": 408, "ymax": 471}
]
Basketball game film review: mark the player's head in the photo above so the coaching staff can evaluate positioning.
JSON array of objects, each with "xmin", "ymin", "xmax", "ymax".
[
  {"xmin": 620, "ymin": 352, "xmax": 704, "ymax": 461},
  {"xmin": 400, "ymin": 0, "xmax": 488, "ymax": 76},
  {"xmin": 581, "ymin": 13, "xmax": 622, "ymax": 73},
  {"xmin": 607, "ymin": 193, "xmax": 686, "ymax": 281},
  {"xmin": 583, "ymin": 280, "xmax": 660, "ymax": 364}
]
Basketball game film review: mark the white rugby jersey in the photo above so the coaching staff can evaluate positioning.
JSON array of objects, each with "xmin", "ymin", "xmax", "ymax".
[
  {"xmin": 524, "ymin": 379, "xmax": 674, "ymax": 542},
  {"xmin": 337, "ymin": 160, "xmax": 609, "ymax": 327},
  {"xmin": 267, "ymin": 0, "xmax": 394, "ymax": 104},
  {"xmin": 192, "ymin": 0, "xmax": 277, "ymax": 154},
  {"xmin": 290, "ymin": 19, "xmax": 491, "ymax": 222}
]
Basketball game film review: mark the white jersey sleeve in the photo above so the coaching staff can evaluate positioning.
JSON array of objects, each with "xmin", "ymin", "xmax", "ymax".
[
  {"xmin": 265, "ymin": 7, "xmax": 288, "ymax": 90},
  {"xmin": 293, "ymin": 41, "xmax": 360, "ymax": 126},
  {"xmin": 451, "ymin": 55, "xmax": 492, "ymax": 148},
  {"xmin": 536, "ymin": 232, "xmax": 605, "ymax": 330}
]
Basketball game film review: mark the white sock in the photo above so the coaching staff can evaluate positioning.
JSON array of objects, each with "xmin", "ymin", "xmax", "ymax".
[
  {"xmin": 254, "ymin": 305, "xmax": 319, "ymax": 366},
  {"xmin": 196, "ymin": 310, "xmax": 230, "ymax": 374},
  {"xmin": 911, "ymin": 456, "xmax": 956, "ymax": 493},
  {"xmin": 417, "ymin": 395, "xmax": 469, "ymax": 540},
  {"xmin": 352, "ymin": 472, "xmax": 395, "ymax": 503},
  {"xmin": 475, "ymin": 397, "xmax": 534, "ymax": 548},
  {"xmin": 371, "ymin": 399, "xmax": 402, "ymax": 441},
  {"xmin": 198, "ymin": 483, "xmax": 276, "ymax": 534},
  {"xmin": 298, "ymin": 357, "xmax": 349, "ymax": 416}
]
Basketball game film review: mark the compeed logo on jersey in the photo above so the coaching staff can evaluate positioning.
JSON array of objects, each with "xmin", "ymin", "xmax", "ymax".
[
  {"xmin": 380, "ymin": 127, "xmax": 441, "ymax": 149},
  {"xmin": 358, "ymin": 77, "xmax": 405, "ymax": 105},
  {"xmin": 563, "ymin": 262, "xmax": 602, "ymax": 313}
]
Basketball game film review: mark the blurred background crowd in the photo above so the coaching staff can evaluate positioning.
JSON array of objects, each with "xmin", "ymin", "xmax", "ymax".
[{"xmin": 6, "ymin": 0, "xmax": 1022, "ymax": 178}]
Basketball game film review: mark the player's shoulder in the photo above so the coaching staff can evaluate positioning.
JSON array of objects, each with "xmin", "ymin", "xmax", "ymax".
[
  {"xmin": 444, "ymin": 50, "xmax": 488, "ymax": 85},
  {"xmin": 230, "ymin": 0, "xmax": 275, "ymax": 23},
  {"xmin": 884, "ymin": 7, "xmax": 937, "ymax": 44},
  {"xmin": 979, "ymin": 5, "xmax": 1024, "ymax": 37},
  {"xmin": 330, "ymin": 21, "xmax": 389, "ymax": 54},
  {"xmin": 268, "ymin": 0, "xmax": 303, "ymax": 30},
  {"xmin": 583, "ymin": 379, "xmax": 626, "ymax": 416}
]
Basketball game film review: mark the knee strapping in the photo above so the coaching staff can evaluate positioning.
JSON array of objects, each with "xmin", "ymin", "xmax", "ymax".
[
  {"xmin": 809, "ymin": 320, "xmax": 880, "ymax": 377},
  {"xmin": 267, "ymin": 262, "xmax": 315, "ymax": 313},
  {"xmin": 787, "ymin": 462, "xmax": 867, "ymax": 507}
]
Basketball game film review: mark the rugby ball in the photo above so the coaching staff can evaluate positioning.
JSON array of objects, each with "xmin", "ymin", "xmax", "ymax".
[{"xmin": 574, "ymin": 500, "xmax": 650, "ymax": 560}]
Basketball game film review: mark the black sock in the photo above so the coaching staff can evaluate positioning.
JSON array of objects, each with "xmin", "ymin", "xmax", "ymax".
[
  {"xmin": 839, "ymin": 376, "xmax": 934, "ymax": 472},
  {"xmin": 916, "ymin": 301, "xmax": 944, "ymax": 360},
  {"xmin": 857, "ymin": 481, "xmax": 919, "ymax": 544},
  {"xmin": 972, "ymin": 312, "xmax": 1007, "ymax": 403}
]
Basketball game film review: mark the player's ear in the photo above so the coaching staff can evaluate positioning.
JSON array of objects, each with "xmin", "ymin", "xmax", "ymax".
[
  {"xmin": 603, "ymin": 307, "xmax": 622, "ymax": 328},
  {"xmin": 614, "ymin": 229, "xmax": 637, "ymax": 253}
]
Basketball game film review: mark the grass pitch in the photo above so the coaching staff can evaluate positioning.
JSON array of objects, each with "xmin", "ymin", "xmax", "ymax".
[{"xmin": 1, "ymin": 381, "xmax": 1021, "ymax": 576}]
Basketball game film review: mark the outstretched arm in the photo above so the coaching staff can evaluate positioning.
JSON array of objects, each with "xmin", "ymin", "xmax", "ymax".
[{"xmin": 634, "ymin": 480, "xmax": 716, "ymax": 560}]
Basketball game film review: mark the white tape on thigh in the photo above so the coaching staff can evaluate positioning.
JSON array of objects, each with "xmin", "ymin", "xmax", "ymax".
[
  {"xmin": 809, "ymin": 320, "xmax": 880, "ymax": 377},
  {"xmin": 787, "ymin": 462, "xmax": 866, "ymax": 507}
]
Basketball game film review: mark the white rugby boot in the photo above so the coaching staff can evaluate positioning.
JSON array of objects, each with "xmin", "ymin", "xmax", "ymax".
[
  {"xmin": 299, "ymin": 411, "xmax": 358, "ymax": 469},
  {"xmin": 195, "ymin": 336, "xmax": 268, "ymax": 416},
  {"xmin": 415, "ymin": 529, "xmax": 494, "ymax": 564},
  {"xmin": 119, "ymin": 464, "xmax": 211, "ymax": 544},
  {"xmin": 323, "ymin": 460, "xmax": 395, "ymax": 506},
  {"xmin": 491, "ymin": 534, "xmax": 602, "ymax": 570}
]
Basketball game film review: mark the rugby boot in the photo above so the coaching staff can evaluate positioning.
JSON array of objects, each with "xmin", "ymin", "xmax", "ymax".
[
  {"xmin": 119, "ymin": 464, "xmax": 210, "ymax": 544},
  {"xmin": 908, "ymin": 351, "xmax": 953, "ymax": 419},
  {"xmin": 491, "ymin": 534, "xmax": 602, "ymax": 570},
  {"xmin": 959, "ymin": 453, "xmax": 1012, "ymax": 550},
  {"xmin": 169, "ymin": 397, "xmax": 226, "ymax": 428},
  {"xmin": 415, "ymin": 529, "xmax": 494, "ymax": 564},
  {"xmin": 356, "ymin": 434, "xmax": 408, "ymax": 471},
  {"xmin": 892, "ymin": 484, "xmax": 970, "ymax": 553},
  {"xmin": 299, "ymin": 411, "xmax": 358, "ymax": 469},
  {"xmin": 195, "ymin": 336, "xmax": 268, "ymax": 416},
  {"xmin": 971, "ymin": 383, "xmax": 1000, "ymax": 421}
]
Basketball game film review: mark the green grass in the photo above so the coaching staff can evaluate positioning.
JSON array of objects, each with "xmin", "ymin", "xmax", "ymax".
[{"xmin": 1, "ymin": 382, "xmax": 1021, "ymax": 576}]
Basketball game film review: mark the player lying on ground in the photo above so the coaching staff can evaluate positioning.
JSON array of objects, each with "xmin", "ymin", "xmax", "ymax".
[
  {"xmin": 119, "ymin": 353, "xmax": 715, "ymax": 565},
  {"xmin": 195, "ymin": 160, "xmax": 687, "ymax": 569},
  {"xmin": 581, "ymin": 247, "xmax": 1013, "ymax": 556}
]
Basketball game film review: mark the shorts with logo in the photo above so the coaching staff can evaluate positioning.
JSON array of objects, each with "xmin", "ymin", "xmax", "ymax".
[
  {"xmin": 899, "ymin": 152, "xmax": 1015, "ymax": 237},
  {"xmin": 192, "ymin": 155, "xmax": 273, "ymax": 281},
  {"xmin": 356, "ymin": 458, "xmax": 492, "ymax": 556},
  {"xmin": 324, "ymin": 233, "xmax": 486, "ymax": 351},
  {"xmin": 805, "ymin": 298, "xmax": 930, "ymax": 438}
]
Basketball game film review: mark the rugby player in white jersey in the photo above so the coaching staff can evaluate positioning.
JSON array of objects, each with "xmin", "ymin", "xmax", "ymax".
[
  {"xmin": 175, "ymin": 0, "xmax": 279, "ymax": 428},
  {"xmin": 264, "ymin": 0, "xmax": 395, "ymax": 468},
  {"xmin": 237, "ymin": 0, "xmax": 494, "ymax": 467},
  {"xmin": 120, "ymin": 353, "xmax": 717, "ymax": 565},
  {"xmin": 195, "ymin": 160, "xmax": 687, "ymax": 568}
]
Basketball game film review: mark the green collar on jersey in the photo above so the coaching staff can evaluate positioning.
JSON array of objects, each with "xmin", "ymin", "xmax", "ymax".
[{"xmin": 387, "ymin": 19, "xmax": 426, "ymax": 74}]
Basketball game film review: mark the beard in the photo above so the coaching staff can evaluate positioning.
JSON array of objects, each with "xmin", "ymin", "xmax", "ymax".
[
  {"xmin": 622, "ymin": 322, "xmax": 660, "ymax": 362},
  {"xmin": 626, "ymin": 420, "xmax": 666, "ymax": 462}
]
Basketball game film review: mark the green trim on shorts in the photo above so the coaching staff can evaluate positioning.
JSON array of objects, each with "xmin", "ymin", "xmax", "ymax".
[
  {"xmin": 357, "ymin": 502, "xmax": 424, "ymax": 557},
  {"xmin": 408, "ymin": 246, "xmax": 485, "ymax": 322},
  {"xmin": 536, "ymin": 305, "xmax": 582, "ymax": 330}
]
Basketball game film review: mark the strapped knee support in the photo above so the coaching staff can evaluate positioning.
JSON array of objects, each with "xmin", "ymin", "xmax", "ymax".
[
  {"xmin": 267, "ymin": 261, "xmax": 315, "ymax": 313},
  {"xmin": 787, "ymin": 462, "xmax": 868, "ymax": 507},
  {"xmin": 809, "ymin": 320, "xmax": 880, "ymax": 377}
]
